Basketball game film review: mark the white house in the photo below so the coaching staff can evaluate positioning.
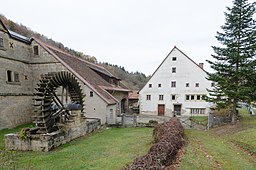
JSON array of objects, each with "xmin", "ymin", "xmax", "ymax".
[{"xmin": 139, "ymin": 46, "xmax": 214, "ymax": 117}]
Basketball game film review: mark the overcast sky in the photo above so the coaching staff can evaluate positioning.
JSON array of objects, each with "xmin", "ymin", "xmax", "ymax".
[{"xmin": 1, "ymin": 0, "xmax": 235, "ymax": 75}]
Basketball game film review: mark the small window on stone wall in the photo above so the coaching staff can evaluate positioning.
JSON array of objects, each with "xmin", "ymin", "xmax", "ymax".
[
  {"xmin": 34, "ymin": 45, "xmax": 39, "ymax": 55},
  {"xmin": 14, "ymin": 72, "xmax": 19, "ymax": 82},
  {"xmin": 0, "ymin": 37, "xmax": 4, "ymax": 48},
  {"xmin": 7, "ymin": 70, "xmax": 12, "ymax": 82}
]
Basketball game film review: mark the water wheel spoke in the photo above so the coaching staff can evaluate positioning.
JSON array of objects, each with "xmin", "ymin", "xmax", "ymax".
[
  {"xmin": 52, "ymin": 90, "xmax": 64, "ymax": 108},
  {"xmin": 34, "ymin": 71, "xmax": 84, "ymax": 134}
]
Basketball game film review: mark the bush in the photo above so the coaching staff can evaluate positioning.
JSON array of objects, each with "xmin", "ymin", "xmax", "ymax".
[{"xmin": 125, "ymin": 118, "xmax": 185, "ymax": 169}]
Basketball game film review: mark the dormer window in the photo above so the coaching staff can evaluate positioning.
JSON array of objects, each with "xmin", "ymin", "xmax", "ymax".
[
  {"xmin": 33, "ymin": 45, "xmax": 39, "ymax": 55},
  {"xmin": 0, "ymin": 37, "xmax": 4, "ymax": 48}
]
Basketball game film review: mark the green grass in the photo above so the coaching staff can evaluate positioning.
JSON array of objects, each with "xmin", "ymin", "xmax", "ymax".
[
  {"xmin": 180, "ymin": 108, "xmax": 256, "ymax": 169},
  {"xmin": 229, "ymin": 128, "xmax": 256, "ymax": 155},
  {"xmin": 190, "ymin": 116, "xmax": 208, "ymax": 126},
  {"xmin": 180, "ymin": 130, "xmax": 256, "ymax": 169},
  {"xmin": 231, "ymin": 108, "xmax": 256, "ymax": 155},
  {"xmin": 0, "ymin": 127, "xmax": 153, "ymax": 170}
]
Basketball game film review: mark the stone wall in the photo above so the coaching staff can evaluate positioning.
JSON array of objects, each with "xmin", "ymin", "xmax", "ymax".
[
  {"xmin": 208, "ymin": 112, "xmax": 232, "ymax": 128},
  {"xmin": 0, "ymin": 96, "xmax": 33, "ymax": 129},
  {"xmin": 5, "ymin": 117, "xmax": 101, "ymax": 152},
  {"xmin": 118, "ymin": 114, "xmax": 172, "ymax": 127}
]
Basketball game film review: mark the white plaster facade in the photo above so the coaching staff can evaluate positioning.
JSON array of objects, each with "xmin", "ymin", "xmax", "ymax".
[{"xmin": 139, "ymin": 46, "xmax": 213, "ymax": 117}]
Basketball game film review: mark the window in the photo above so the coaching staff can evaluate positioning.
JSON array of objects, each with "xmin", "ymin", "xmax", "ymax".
[
  {"xmin": 186, "ymin": 83, "xmax": 189, "ymax": 87},
  {"xmin": 171, "ymin": 95, "xmax": 176, "ymax": 100},
  {"xmin": 109, "ymin": 109, "xmax": 114, "ymax": 119},
  {"xmin": 158, "ymin": 84, "xmax": 161, "ymax": 88},
  {"xmin": 0, "ymin": 37, "xmax": 3, "ymax": 48},
  {"xmin": 149, "ymin": 84, "xmax": 152, "ymax": 88},
  {"xmin": 191, "ymin": 108, "xmax": 206, "ymax": 114},
  {"xmin": 186, "ymin": 95, "xmax": 190, "ymax": 100},
  {"xmin": 90, "ymin": 91, "xmax": 93, "ymax": 97},
  {"xmin": 195, "ymin": 83, "xmax": 199, "ymax": 87},
  {"xmin": 171, "ymin": 81, "xmax": 176, "ymax": 87},
  {"xmin": 211, "ymin": 82, "xmax": 215, "ymax": 87},
  {"xmin": 191, "ymin": 95, "xmax": 195, "ymax": 100},
  {"xmin": 7, "ymin": 70, "xmax": 12, "ymax": 82},
  {"xmin": 197, "ymin": 95, "xmax": 201, "ymax": 100},
  {"xmin": 34, "ymin": 45, "xmax": 39, "ymax": 55},
  {"xmin": 172, "ymin": 57, "xmax": 177, "ymax": 61},
  {"xmin": 172, "ymin": 67, "xmax": 176, "ymax": 73},
  {"xmin": 146, "ymin": 95, "xmax": 151, "ymax": 100},
  {"xmin": 159, "ymin": 95, "xmax": 164, "ymax": 100},
  {"xmin": 14, "ymin": 72, "xmax": 19, "ymax": 82}
]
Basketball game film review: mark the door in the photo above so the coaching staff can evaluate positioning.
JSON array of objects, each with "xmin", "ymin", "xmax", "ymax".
[
  {"xmin": 174, "ymin": 104, "xmax": 182, "ymax": 116},
  {"xmin": 158, "ymin": 104, "xmax": 165, "ymax": 116}
]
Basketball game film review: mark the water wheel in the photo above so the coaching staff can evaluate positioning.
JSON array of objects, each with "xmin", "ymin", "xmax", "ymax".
[{"xmin": 33, "ymin": 71, "xmax": 84, "ymax": 133}]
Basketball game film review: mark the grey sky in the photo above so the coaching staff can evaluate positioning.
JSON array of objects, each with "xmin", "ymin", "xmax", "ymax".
[{"xmin": 1, "ymin": 0, "xmax": 234, "ymax": 75}]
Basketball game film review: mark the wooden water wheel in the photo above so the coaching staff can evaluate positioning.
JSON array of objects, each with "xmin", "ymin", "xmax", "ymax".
[{"xmin": 33, "ymin": 71, "xmax": 84, "ymax": 133}]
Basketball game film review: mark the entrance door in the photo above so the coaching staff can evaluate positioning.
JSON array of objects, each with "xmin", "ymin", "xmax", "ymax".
[
  {"xmin": 158, "ymin": 104, "xmax": 165, "ymax": 116},
  {"xmin": 174, "ymin": 104, "xmax": 182, "ymax": 116},
  {"xmin": 121, "ymin": 98, "xmax": 126, "ymax": 113}
]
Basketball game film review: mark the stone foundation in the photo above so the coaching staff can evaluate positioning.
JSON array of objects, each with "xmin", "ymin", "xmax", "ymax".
[{"xmin": 5, "ymin": 117, "xmax": 101, "ymax": 152}]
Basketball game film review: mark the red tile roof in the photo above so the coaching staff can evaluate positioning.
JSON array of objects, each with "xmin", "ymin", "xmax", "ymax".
[
  {"xmin": 128, "ymin": 91, "xmax": 139, "ymax": 100},
  {"xmin": 33, "ymin": 38, "xmax": 130, "ymax": 105}
]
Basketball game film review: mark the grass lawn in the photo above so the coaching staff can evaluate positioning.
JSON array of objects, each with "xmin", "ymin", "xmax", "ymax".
[
  {"xmin": 190, "ymin": 116, "xmax": 208, "ymax": 126},
  {"xmin": 180, "ymin": 130, "xmax": 256, "ymax": 169},
  {"xmin": 180, "ymin": 108, "xmax": 256, "ymax": 169},
  {"xmin": 0, "ymin": 127, "xmax": 153, "ymax": 170}
]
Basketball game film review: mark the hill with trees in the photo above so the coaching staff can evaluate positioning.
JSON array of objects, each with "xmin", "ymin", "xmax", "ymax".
[
  {"xmin": 0, "ymin": 14, "xmax": 149, "ymax": 90},
  {"xmin": 101, "ymin": 63, "xmax": 150, "ymax": 90}
]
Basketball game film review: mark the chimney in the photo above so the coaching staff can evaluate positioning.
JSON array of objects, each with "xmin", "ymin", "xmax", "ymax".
[{"xmin": 199, "ymin": 63, "xmax": 204, "ymax": 69}]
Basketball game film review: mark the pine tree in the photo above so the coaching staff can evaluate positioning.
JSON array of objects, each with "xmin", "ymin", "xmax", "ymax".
[{"xmin": 207, "ymin": 0, "xmax": 256, "ymax": 124}]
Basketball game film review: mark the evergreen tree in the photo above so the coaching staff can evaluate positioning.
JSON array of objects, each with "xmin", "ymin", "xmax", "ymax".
[{"xmin": 207, "ymin": 0, "xmax": 256, "ymax": 124}]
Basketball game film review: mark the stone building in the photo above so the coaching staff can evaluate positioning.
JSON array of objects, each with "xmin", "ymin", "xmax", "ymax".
[
  {"xmin": 139, "ymin": 46, "xmax": 214, "ymax": 117},
  {"xmin": 0, "ymin": 19, "xmax": 130, "ymax": 130}
]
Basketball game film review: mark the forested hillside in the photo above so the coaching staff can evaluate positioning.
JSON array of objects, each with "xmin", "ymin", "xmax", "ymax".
[
  {"xmin": 101, "ymin": 63, "xmax": 150, "ymax": 90},
  {"xmin": 0, "ymin": 14, "xmax": 149, "ymax": 90}
]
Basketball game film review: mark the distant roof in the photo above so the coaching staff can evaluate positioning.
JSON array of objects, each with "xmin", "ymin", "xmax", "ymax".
[
  {"xmin": 33, "ymin": 38, "xmax": 130, "ymax": 105},
  {"xmin": 128, "ymin": 91, "xmax": 139, "ymax": 100}
]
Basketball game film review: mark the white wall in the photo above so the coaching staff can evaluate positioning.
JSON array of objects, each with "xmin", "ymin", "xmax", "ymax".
[
  {"xmin": 83, "ymin": 85, "xmax": 109, "ymax": 124},
  {"xmin": 140, "ymin": 47, "xmax": 213, "ymax": 116}
]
